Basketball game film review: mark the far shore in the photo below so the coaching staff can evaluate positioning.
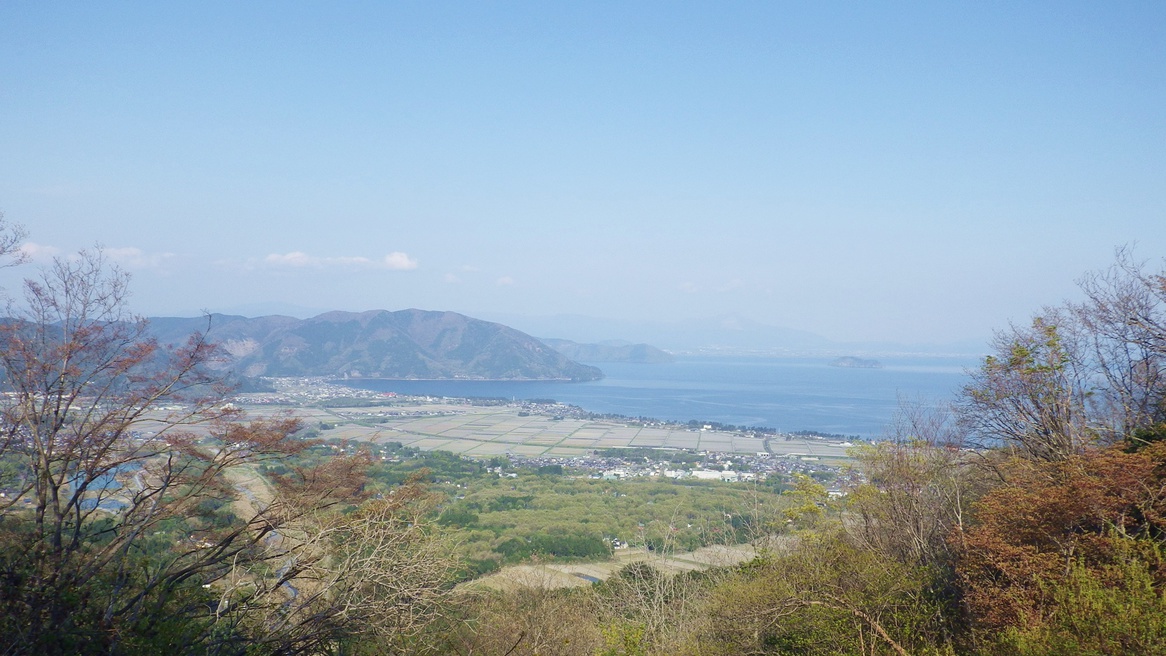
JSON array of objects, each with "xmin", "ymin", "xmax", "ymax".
[{"xmin": 332, "ymin": 376, "xmax": 593, "ymax": 383}]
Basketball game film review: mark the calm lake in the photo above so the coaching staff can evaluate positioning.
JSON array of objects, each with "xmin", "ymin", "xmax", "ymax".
[{"xmin": 340, "ymin": 355, "xmax": 980, "ymax": 439}]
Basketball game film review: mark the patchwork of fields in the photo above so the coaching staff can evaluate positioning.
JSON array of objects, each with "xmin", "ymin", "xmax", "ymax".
[{"xmin": 278, "ymin": 402, "xmax": 853, "ymax": 459}]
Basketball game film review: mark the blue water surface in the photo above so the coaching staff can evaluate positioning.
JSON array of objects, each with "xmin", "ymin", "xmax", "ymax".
[{"xmin": 340, "ymin": 355, "xmax": 979, "ymax": 439}]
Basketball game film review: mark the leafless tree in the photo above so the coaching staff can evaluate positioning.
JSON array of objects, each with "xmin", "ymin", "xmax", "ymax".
[
  {"xmin": 957, "ymin": 250, "xmax": 1166, "ymax": 460},
  {"xmin": 1073, "ymin": 248, "xmax": 1166, "ymax": 444},
  {"xmin": 847, "ymin": 400, "xmax": 992, "ymax": 568},
  {"xmin": 0, "ymin": 248, "xmax": 453, "ymax": 654},
  {"xmin": 0, "ymin": 211, "xmax": 27, "ymax": 269}
]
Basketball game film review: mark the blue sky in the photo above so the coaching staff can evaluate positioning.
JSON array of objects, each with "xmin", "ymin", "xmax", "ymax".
[{"xmin": 1, "ymin": 2, "xmax": 1163, "ymax": 346}]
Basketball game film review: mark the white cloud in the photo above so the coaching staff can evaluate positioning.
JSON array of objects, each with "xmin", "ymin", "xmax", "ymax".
[
  {"xmin": 496, "ymin": 276, "xmax": 515, "ymax": 286},
  {"xmin": 443, "ymin": 273, "xmax": 461, "ymax": 283},
  {"xmin": 265, "ymin": 252, "xmax": 335, "ymax": 268},
  {"xmin": 18, "ymin": 242, "xmax": 61, "ymax": 262},
  {"xmin": 383, "ymin": 252, "xmax": 419, "ymax": 270},
  {"xmin": 105, "ymin": 246, "xmax": 175, "ymax": 269},
  {"xmin": 16, "ymin": 243, "xmax": 174, "ymax": 270},
  {"xmin": 261, "ymin": 251, "xmax": 418, "ymax": 271},
  {"xmin": 679, "ymin": 281, "xmax": 700, "ymax": 293}
]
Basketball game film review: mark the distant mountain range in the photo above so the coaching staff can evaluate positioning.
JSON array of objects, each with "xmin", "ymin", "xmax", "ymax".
[
  {"xmin": 477, "ymin": 312, "xmax": 987, "ymax": 356},
  {"xmin": 538, "ymin": 338, "xmax": 674, "ymax": 364},
  {"xmin": 147, "ymin": 310, "xmax": 603, "ymax": 381}
]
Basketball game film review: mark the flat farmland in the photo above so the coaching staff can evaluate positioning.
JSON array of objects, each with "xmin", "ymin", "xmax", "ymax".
[{"xmin": 237, "ymin": 401, "xmax": 855, "ymax": 460}]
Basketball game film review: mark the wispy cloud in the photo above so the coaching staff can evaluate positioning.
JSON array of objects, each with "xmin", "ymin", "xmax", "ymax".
[
  {"xmin": 261, "ymin": 251, "xmax": 419, "ymax": 271},
  {"xmin": 383, "ymin": 252, "xmax": 419, "ymax": 270},
  {"xmin": 443, "ymin": 273, "xmax": 462, "ymax": 283},
  {"xmin": 496, "ymin": 276, "xmax": 515, "ymax": 286},
  {"xmin": 17, "ymin": 242, "xmax": 175, "ymax": 270},
  {"xmin": 18, "ymin": 242, "xmax": 61, "ymax": 262},
  {"xmin": 264, "ymin": 252, "xmax": 361, "ymax": 268},
  {"xmin": 105, "ymin": 246, "xmax": 175, "ymax": 269}
]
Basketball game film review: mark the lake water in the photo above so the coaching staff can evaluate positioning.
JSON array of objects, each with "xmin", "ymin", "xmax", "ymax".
[{"xmin": 340, "ymin": 355, "xmax": 980, "ymax": 439}]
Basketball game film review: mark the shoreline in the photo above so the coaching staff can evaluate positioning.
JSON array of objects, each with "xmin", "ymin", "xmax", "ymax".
[
  {"xmin": 332, "ymin": 376, "xmax": 591, "ymax": 383},
  {"xmin": 324, "ymin": 355, "xmax": 972, "ymax": 439}
]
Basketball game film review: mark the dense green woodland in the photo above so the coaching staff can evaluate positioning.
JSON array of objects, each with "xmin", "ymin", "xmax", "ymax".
[{"xmin": 2, "ymin": 225, "xmax": 1166, "ymax": 655}]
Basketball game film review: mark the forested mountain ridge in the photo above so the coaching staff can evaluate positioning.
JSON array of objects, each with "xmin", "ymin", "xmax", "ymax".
[{"xmin": 147, "ymin": 309, "xmax": 604, "ymax": 380}]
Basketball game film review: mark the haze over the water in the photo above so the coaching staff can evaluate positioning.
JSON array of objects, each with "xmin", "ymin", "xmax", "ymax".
[{"xmin": 1, "ymin": 3, "xmax": 1163, "ymax": 349}]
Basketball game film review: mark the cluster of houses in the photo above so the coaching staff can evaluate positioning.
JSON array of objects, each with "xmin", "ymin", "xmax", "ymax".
[
  {"xmin": 511, "ymin": 449, "xmax": 843, "ymax": 489},
  {"xmin": 233, "ymin": 377, "xmax": 386, "ymax": 405},
  {"xmin": 597, "ymin": 467, "xmax": 758, "ymax": 482}
]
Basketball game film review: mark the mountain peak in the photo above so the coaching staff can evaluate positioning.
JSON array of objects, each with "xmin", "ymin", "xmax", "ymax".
[{"xmin": 151, "ymin": 309, "xmax": 602, "ymax": 381}]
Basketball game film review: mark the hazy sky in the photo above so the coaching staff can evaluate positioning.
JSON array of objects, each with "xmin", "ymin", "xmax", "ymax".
[{"xmin": 1, "ymin": 2, "xmax": 1163, "ymax": 345}]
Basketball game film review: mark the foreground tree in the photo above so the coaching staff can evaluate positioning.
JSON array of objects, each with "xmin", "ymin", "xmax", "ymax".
[
  {"xmin": 847, "ymin": 401, "xmax": 991, "ymax": 569},
  {"xmin": 954, "ymin": 442, "xmax": 1166, "ymax": 653},
  {"xmin": 701, "ymin": 531, "xmax": 955, "ymax": 656},
  {"xmin": 957, "ymin": 310, "xmax": 1095, "ymax": 461},
  {"xmin": 958, "ymin": 251, "xmax": 1166, "ymax": 461},
  {"xmin": 0, "ymin": 212, "xmax": 27, "ymax": 269},
  {"xmin": 1074, "ymin": 249, "xmax": 1166, "ymax": 446},
  {"xmin": 0, "ymin": 249, "xmax": 454, "ymax": 654}
]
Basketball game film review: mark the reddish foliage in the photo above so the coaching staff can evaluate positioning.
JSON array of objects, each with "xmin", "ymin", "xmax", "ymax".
[
  {"xmin": 954, "ymin": 443, "xmax": 1166, "ymax": 632},
  {"xmin": 270, "ymin": 450, "xmax": 372, "ymax": 509}
]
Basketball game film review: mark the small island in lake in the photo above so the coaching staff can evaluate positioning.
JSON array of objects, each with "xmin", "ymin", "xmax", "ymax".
[{"xmin": 830, "ymin": 356, "xmax": 884, "ymax": 369}]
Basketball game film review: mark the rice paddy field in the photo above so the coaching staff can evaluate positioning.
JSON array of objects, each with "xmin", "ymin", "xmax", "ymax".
[{"xmin": 239, "ymin": 401, "xmax": 854, "ymax": 460}]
